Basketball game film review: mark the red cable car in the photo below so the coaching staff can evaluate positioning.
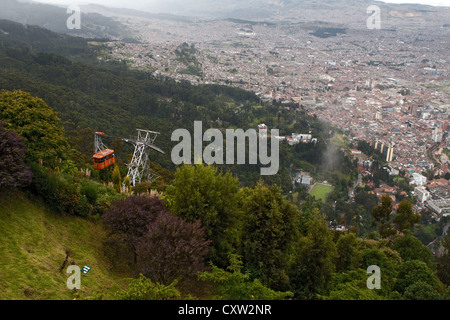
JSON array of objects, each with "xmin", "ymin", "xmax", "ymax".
[
  {"xmin": 93, "ymin": 132, "xmax": 115, "ymax": 170},
  {"xmin": 93, "ymin": 149, "xmax": 115, "ymax": 170}
]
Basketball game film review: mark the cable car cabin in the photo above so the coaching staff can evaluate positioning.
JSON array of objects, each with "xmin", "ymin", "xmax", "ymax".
[{"xmin": 93, "ymin": 149, "xmax": 115, "ymax": 170}]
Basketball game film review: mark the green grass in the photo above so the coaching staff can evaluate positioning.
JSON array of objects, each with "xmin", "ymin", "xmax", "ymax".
[
  {"xmin": 0, "ymin": 190, "xmax": 127, "ymax": 300},
  {"xmin": 309, "ymin": 184, "xmax": 334, "ymax": 202},
  {"xmin": 443, "ymin": 149, "xmax": 450, "ymax": 158},
  {"xmin": 330, "ymin": 133, "xmax": 348, "ymax": 149}
]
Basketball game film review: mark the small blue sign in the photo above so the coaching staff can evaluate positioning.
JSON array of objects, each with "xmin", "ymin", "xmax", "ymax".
[{"xmin": 81, "ymin": 266, "xmax": 91, "ymax": 274}]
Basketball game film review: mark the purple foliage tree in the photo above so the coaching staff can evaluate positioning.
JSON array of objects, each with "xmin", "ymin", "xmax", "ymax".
[
  {"xmin": 136, "ymin": 211, "xmax": 211, "ymax": 285},
  {"xmin": 0, "ymin": 122, "xmax": 33, "ymax": 189},
  {"xmin": 102, "ymin": 196, "xmax": 170, "ymax": 263}
]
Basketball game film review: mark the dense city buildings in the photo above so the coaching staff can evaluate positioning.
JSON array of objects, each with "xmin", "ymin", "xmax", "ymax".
[{"xmin": 103, "ymin": 16, "xmax": 449, "ymax": 173}]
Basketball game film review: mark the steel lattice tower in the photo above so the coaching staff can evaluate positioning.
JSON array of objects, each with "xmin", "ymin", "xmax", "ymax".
[
  {"xmin": 123, "ymin": 129, "xmax": 164, "ymax": 186},
  {"xmin": 94, "ymin": 132, "xmax": 108, "ymax": 154}
]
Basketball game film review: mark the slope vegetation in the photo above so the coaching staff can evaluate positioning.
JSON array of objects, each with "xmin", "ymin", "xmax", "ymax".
[{"xmin": 0, "ymin": 190, "xmax": 126, "ymax": 300}]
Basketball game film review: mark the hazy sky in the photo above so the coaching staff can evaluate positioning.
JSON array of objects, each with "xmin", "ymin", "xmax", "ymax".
[{"xmin": 31, "ymin": 0, "xmax": 450, "ymax": 10}]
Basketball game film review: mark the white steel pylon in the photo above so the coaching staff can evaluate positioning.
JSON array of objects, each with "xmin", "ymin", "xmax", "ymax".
[
  {"xmin": 94, "ymin": 132, "xmax": 108, "ymax": 154},
  {"xmin": 123, "ymin": 129, "xmax": 164, "ymax": 187}
]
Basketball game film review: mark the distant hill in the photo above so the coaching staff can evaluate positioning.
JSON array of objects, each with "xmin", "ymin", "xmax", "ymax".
[
  {"xmin": 0, "ymin": 0, "xmax": 134, "ymax": 40},
  {"xmin": 133, "ymin": 0, "xmax": 450, "ymax": 27},
  {"xmin": 81, "ymin": 4, "xmax": 196, "ymax": 24},
  {"xmin": 0, "ymin": 19, "xmax": 101, "ymax": 62}
]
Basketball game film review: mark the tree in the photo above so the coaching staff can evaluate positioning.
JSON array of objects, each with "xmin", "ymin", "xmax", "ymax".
[
  {"xmin": 390, "ymin": 232, "xmax": 434, "ymax": 268},
  {"xmin": 0, "ymin": 122, "xmax": 33, "ymax": 188},
  {"xmin": 112, "ymin": 274, "xmax": 181, "ymax": 300},
  {"xmin": 132, "ymin": 181, "xmax": 152, "ymax": 196},
  {"xmin": 136, "ymin": 211, "xmax": 211, "ymax": 285},
  {"xmin": 239, "ymin": 181, "xmax": 299, "ymax": 291},
  {"xmin": 372, "ymin": 195, "xmax": 396, "ymax": 238},
  {"xmin": 102, "ymin": 196, "xmax": 169, "ymax": 266},
  {"xmin": 335, "ymin": 233, "xmax": 361, "ymax": 272},
  {"xmin": 297, "ymin": 195, "xmax": 321, "ymax": 235},
  {"xmin": 112, "ymin": 165, "xmax": 121, "ymax": 193},
  {"xmin": 437, "ymin": 233, "xmax": 450, "ymax": 285},
  {"xmin": 198, "ymin": 254, "xmax": 293, "ymax": 300},
  {"xmin": 28, "ymin": 162, "xmax": 92, "ymax": 216},
  {"xmin": 403, "ymin": 281, "xmax": 442, "ymax": 300},
  {"xmin": 0, "ymin": 90, "xmax": 70, "ymax": 165},
  {"xmin": 61, "ymin": 159, "xmax": 78, "ymax": 176},
  {"xmin": 360, "ymin": 248, "xmax": 398, "ymax": 295},
  {"xmin": 393, "ymin": 200, "xmax": 420, "ymax": 232},
  {"xmin": 80, "ymin": 181, "xmax": 98, "ymax": 205},
  {"xmin": 123, "ymin": 176, "xmax": 131, "ymax": 194},
  {"xmin": 324, "ymin": 270, "xmax": 385, "ymax": 300},
  {"xmin": 395, "ymin": 260, "xmax": 441, "ymax": 296},
  {"xmin": 164, "ymin": 164, "xmax": 240, "ymax": 268},
  {"xmin": 289, "ymin": 210, "xmax": 337, "ymax": 299},
  {"xmin": 354, "ymin": 190, "xmax": 378, "ymax": 211}
]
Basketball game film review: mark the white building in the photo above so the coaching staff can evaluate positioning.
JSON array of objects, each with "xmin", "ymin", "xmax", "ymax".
[
  {"xmin": 414, "ymin": 186, "xmax": 430, "ymax": 203},
  {"xmin": 292, "ymin": 133, "xmax": 312, "ymax": 141},
  {"xmin": 432, "ymin": 127, "xmax": 443, "ymax": 143},
  {"xmin": 410, "ymin": 172, "xmax": 427, "ymax": 186},
  {"xmin": 427, "ymin": 199, "xmax": 450, "ymax": 216},
  {"xmin": 258, "ymin": 124, "xmax": 267, "ymax": 137},
  {"xmin": 274, "ymin": 135, "xmax": 286, "ymax": 141}
]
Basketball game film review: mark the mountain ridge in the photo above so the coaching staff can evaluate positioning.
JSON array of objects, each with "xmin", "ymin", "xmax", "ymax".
[{"xmin": 0, "ymin": 0, "xmax": 134, "ymax": 40}]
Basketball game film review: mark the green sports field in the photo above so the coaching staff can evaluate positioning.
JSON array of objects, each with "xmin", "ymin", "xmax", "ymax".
[{"xmin": 309, "ymin": 184, "xmax": 334, "ymax": 202}]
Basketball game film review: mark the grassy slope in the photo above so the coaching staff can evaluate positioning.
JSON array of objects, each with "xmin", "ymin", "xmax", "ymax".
[{"xmin": 0, "ymin": 189, "xmax": 126, "ymax": 300}]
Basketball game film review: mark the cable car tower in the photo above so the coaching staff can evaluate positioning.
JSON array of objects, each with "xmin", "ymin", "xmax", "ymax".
[
  {"xmin": 93, "ymin": 132, "xmax": 115, "ymax": 170},
  {"xmin": 123, "ymin": 129, "xmax": 165, "ymax": 186}
]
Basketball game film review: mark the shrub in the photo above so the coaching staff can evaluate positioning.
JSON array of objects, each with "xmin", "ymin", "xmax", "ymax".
[
  {"xmin": 80, "ymin": 183, "xmax": 98, "ymax": 205},
  {"xmin": 0, "ymin": 122, "xmax": 33, "ymax": 189},
  {"xmin": 136, "ymin": 211, "xmax": 210, "ymax": 285},
  {"xmin": 28, "ymin": 163, "xmax": 92, "ymax": 216},
  {"xmin": 198, "ymin": 254, "xmax": 293, "ymax": 300},
  {"xmin": 101, "ymin": 196, "xmax": 170, "ymax": 266},
  {"xmin": 112, "ymin": 274, "xmax": 181, "ymax": 300}
]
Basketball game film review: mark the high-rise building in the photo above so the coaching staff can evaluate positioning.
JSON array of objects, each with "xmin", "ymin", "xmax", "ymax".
[
  {"xmin": 374, "ymin": 138, "xmax": 394, "ymax": 162},
  {"xmin": 375, "ymin": 112, "xmax": 382, "ymax": 120},
  {"xmin": 386, "ymin": 146, "xmax": 394, "ymax": 162},
  {"xmin": 415, "ymin": 186, "xmax": 430, "ymax": 203},
  {"xmin": 432, "ymin": 127, "xmax": 443, "ymax": 143}
]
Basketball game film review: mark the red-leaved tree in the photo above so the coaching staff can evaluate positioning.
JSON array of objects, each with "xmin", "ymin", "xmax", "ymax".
[
  {"xmin": 0, "ymin": 122, "xmax": 33, "ymax": 189},
  {"xmin": 102, "ymin": 196, "xmax": 169, "ymax": 267},
  {"xmin": 136, "ymin": 211, "xmax": 211, "ymax": 285}
]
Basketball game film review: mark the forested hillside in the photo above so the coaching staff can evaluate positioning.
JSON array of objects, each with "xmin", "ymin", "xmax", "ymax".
[{"xmin": 0, "ymin": 0, "xmax": 133, "ymax": 39}]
